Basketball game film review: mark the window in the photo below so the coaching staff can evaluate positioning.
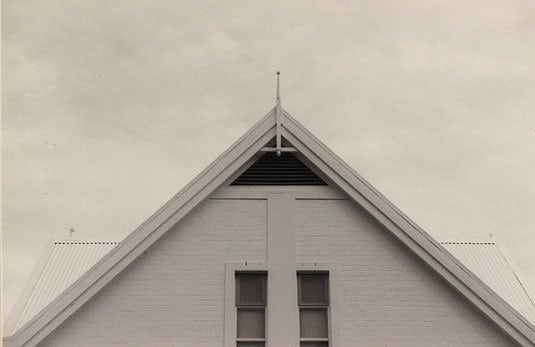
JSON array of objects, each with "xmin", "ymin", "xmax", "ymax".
[
  {"xmin": 298, "ymin": 272, "xmax": 329, "ymax": 347},
  {"xmin": 236, "ymin": 272, "xmax": 267, "ymax": 347}
]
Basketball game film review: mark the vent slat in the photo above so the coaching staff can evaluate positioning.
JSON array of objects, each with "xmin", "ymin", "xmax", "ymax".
[{"xmin": 231, "ymin": 152, "xmax": 327, "ymax": 186}]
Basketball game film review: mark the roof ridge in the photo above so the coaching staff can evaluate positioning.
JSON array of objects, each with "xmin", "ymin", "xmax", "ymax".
[
  {"xmin": 441, "ymin": 241, "xmax": 497, "ymax": 245},
  {"xmin": 53, "ymin": 240, "xmax": 119, "ymax": 245}
]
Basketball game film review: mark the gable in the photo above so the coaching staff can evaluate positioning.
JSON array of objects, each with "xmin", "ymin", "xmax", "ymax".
[
  {"xmin": 8, "ymin": 238, "xmax": 534, "ymax": 339},
  {"xmin": 294, "ymin": 193, "xmax": 514, "ymax": 345},
  {"xmin": 231, "ymin": 152, "xmax": 326, "ymax": 185},
  {"xmin": 4, "ymin": 105, "xmax": 535, "ymax": 346},
  {"xmin": 39, "ymin": 197, "xmax": 268, "ymax": 346},
  {"xmin": 37, "ymin": 186, "xmax": 513, "ymax": 346}
]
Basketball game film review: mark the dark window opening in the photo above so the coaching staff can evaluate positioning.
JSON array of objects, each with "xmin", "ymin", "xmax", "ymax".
[
  {"xmin": 236, "ymin": 273, "xmax": 267, "ymax": 347},
  {"xmin": 298, "ymin": 273, "xmax": 329, "ymax": 347}
]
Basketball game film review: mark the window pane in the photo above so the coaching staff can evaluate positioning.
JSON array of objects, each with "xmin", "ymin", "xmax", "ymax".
[
  {"xmin": 237, "ymin": 275, "xmax": 266, "ymax": 305},
  {"xmin": 300, "ymin": 275, "xmax": 327, "ymax": 305},
  {"xmin": 300, "ymin": 308, "xmax": 328, "ymax": 338},
  {"xmin": 300, "ymin": 342, "xmax": 328, "ymax": 347},
  {"xmin": 237, "ymin": 308, "xmax": 265, "ymax": 338},
  {"xmin": 237, "ymin": 342, "xmax": 265, "ymax": 347}
]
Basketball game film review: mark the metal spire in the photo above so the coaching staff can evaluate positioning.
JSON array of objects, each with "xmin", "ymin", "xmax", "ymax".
[
  {"xmin": 276, "ymin": 71, "xmax": 282, "ymax": 156},
  {"xmin": 259, "ymin": 72, "xmax": 297, "ymax": 155},
  {"xmin": 276, "ymin": 71, "xmax": 281, "ymax": 104}
]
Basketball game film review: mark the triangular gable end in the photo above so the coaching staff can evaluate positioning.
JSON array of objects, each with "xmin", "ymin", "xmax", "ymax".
[
  {"xmin": 232, "ymin": 152, "xmax": 327, "ymax": 185},
  {"xmin": 4, "ymin": 106, "xmax": 535, "ymax": 346}
]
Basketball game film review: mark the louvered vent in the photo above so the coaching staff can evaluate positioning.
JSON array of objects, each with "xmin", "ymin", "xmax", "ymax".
[{"xmin": 232, "ymin": 152, "xmax": 327, "ymax": 185}]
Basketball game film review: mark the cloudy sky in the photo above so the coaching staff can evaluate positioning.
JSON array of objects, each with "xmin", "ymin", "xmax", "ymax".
[{"xmin": 3, "ymin": 0, "xmax": 535, "ymax": 322}]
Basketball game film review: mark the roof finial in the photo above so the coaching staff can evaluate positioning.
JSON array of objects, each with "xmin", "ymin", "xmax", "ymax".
[
  {"xmin": 276, "ymin": 71, "xmax": 281, "ymax": 102},
  {"xmin": 275, "ymin": 71, "xmax": 282, "ymax": 156}
]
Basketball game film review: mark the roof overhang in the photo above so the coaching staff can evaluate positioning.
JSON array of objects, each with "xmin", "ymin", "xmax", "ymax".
[{"xmin": 4, "ymin": 107, "xmax": 535, "ymax": 346}]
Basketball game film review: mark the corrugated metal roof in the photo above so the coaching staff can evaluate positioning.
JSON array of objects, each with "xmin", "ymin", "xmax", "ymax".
[
  {"xmin": 441, "ymin": 241, "xmax": 535, "ymax": 324},
  {"xmin": 6, "ymin": 240, "xmax": 534, "ymax": 336},
  {"xmin": 7, "ymin": 241, "xmax": 118, "ymax": 335}
]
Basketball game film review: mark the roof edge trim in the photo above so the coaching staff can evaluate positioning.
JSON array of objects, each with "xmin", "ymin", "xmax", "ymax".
[
  {"xmin": 4, "ymin": 108, "xmax": 277, "ymax": 346},
  {"xmin": 3, "ymin": 240, "xmax": 57, "ymax": 337},
  {"xmin": 4, "ymin": 105, "xmax": 535, "ymax": 346},
  {"xmin": 279, "ymin": 108, "xmax": 535, "ymax": 345}
]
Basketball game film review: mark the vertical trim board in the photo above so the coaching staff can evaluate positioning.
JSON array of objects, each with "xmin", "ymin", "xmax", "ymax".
[{"xmin": 267, "ymin": 193, "xmax": 299, "ymax": 347}]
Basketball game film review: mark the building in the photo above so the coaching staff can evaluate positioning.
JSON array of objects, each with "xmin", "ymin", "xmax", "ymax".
[{"xmin": 4, "ymin": 84, "xmax": 535, "ymax": 346}]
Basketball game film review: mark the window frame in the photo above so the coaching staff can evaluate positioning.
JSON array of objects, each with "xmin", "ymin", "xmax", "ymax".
[
  {"xmin": 235, "ymin": 272, "xmax": 267, "ymax": 307},
  {"xmin": 235, "ymin": 272, "xmax": 267, "ymax": 345},
  {"xmin": 225, "ymin": 262, "xmax": 268, "ymax": 347},
  {"xmin": 225, "ymin": 261, "xmax": 339, "ymax": 347},
  {"xmin": 296, "ymin": 262, "xmax": 340, "ymax": 347},
  {"xmin": 297, "ymin": 271, "xmax": 330, "ymax": 306},
  {"xmin": 297, "ymin": 271, "xmax": 330, "ymax": 346}
]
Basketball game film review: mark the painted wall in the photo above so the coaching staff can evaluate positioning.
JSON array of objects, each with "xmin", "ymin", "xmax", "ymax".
[
  {"xmin": 41, "ymin": 198, "xmax": 267, "ymax": 346},
  {"xmin": 295, "ymin": 198, "xmax": 513, "ymax": 346},
  {"xmin": 40, "ymin": 186, "xmax": 514, "ymax": 346}
]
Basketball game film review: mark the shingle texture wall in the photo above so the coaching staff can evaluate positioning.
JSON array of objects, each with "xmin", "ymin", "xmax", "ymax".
[{"xmin": 40, "ymin": 199, "xmax": 267, "ymax": 347}]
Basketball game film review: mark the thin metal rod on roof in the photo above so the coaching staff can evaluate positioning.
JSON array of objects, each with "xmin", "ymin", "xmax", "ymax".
[
  {"xmin": 276, "ymin": 71, "xmax": 282, "ymax": 157},
  {"xmin": 276, "ymin": 71, "xmax": 281, "ymax": 102}
]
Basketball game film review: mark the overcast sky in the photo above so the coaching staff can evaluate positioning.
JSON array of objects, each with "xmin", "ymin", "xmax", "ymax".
[{"xmin": 3, "ymin": 0, "xmax": 535, "ymax": 323}]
